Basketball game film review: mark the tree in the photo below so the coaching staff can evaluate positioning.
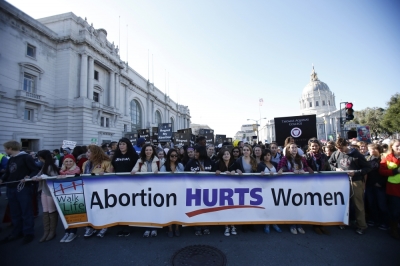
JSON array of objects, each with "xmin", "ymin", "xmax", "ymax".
[
  {"xmin": 381, "ymin": 93, "xmax": 400, "ymax": 135},
  {"xmin": 353, "ymin": 107, "xmax": 386, "ymax": 139}
]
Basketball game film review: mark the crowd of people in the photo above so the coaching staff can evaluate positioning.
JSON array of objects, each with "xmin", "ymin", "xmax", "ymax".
[{"xmin": 0, "ymin": 135, "xmax": 399, "ymax": 244}]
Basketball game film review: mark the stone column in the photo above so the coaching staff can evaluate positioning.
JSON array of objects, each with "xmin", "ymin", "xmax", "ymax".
[
  {"xmin": 125, "ymin": 86, "xmax": 129, "ymax": 116},
  {"xmin": 79, "ymin": 53, "xmax": 88, "ymax": 98},
  {"xmin": 109, "ymin": 71, "xmax": 115, "ymax": 107},
  {"xmin": 87, "ymin": 57, "xmax": 94, "ymax": 100},
  {"xmin": 115, "ymin": 75, "xmax": 120, "ymax": 110}
]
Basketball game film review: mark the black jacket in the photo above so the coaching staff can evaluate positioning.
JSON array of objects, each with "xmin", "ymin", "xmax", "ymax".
[
  {"xmin": 1, "ymin": 152, "xmax": 40, "ymax": 188},
  {"xmin": 257, "ymin": 161, "xmax": 278, "ymax": 172},
  {"xmin": 232, "ymin": 157, "xmax": 257, "ymax": 173},
  {"xmin": 305, "ymin": 152, "xmax": 330, "ymax": 172},
  {"xmin": 184, "ymin": 158, "xmax": 215, "ymax": 172},
  {"xmin": 328, "ymin": 149, "xmax": 371, "ymax": 181}
]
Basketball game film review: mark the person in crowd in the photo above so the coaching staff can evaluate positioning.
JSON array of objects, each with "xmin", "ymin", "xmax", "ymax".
[
  {"xmin": 31, "ymin": 150, "xmax": 59, "ymax": 242},
  {"xmin": 196, "ymin": 136, "xmax": 207, "ymax": 147},
  {"xmin": 72, "ymin": 146, "xmax": 88, "ymax": 172},
  {"xmin": 0, "ymin": 141, "xmax": 39, "ymax": 244},
  {"xmin": 109, "ymin": 141, "xmax": 118, "ymax": 152},
  {"xmin": 358, "ymin": 141, "xmax": 369, "ymax": 156},
  {"xmin": 270, "ymin": 142, "xmax": 282, "ymax": 164},
  {"xmin": 382, "ymin": 144, "xmax": 389, "ymax": 157},
  {"xmin": 379, "ymin": 139, "xmax": 400, "ymax": 239},
  {"xmin": 323, "ymin": 144, "xmax": 336, "ymax": 160},
  {"xmin": 207, "ymin": 144, "xmax": 217, "ymax": 162},
  {"xmin": 214, "ymin": 148, "xmax": 236, "ymax": 236},
  {"xmin": 53, "ymin": 149, "xmax": 62, "ymax": 167},
  {"xmin": 109, "ymin": 137, "xmax": 139, "ymax": 237},
  {"xmin": 184, "ymin": 145, "xmax": 215, "ymax": 235},
  {"xmin": 257, "ymin": 149, "xmax": 282, "ymax": 234},
  {"xmin": 238, "ymin": 141, "xmax": 244, "ymax": 154},
  {"xmin": 252, "ymin": 145, "xmax": 263, "ymax": 164},
  {"xmin": 277, "ymin": 143, "xmax": 313, "ymax": 234},
  {"xmin": 282, "ymin": 137, "xmax": 304, "ymax": 156},
  {"xmin": 304, "ymin": 138, "xmax": 331, "ymax": 235},
  {"xmin": 131, "ymin": 143, "xmax": 160, "ymax": 237},
  {"xmin": 230, "ymin": 147, "xmax": 241, "ymax": 161},
  {"xmin": 57, "ymin": 154, "xmax": 81, "ymax": 242},
  {"xmin": 82, "ymin": 145, "xmax": 112, "ymax": 238},
  {"xmin": 160, "ymin": 149, "xmax": 184, "ymax": 237},
  {"xmin": 328, "ymin": 138, "xmax": 370, "ymax": 235},
  {"xmin": 101, "ymin": 143, "xmax": 109, "ymax": 154},
  {"xmin": 134, "ymin": 137, "xmax": 146, "ymax": 155},
  {"xmin": 365, "ymin": 143, "xmax": 389, "ymax": 230},
  {"xmin": 232, "ymin": 144, "xmax": 258, "ymax": 232},
  {"xmin": 157, "ymin": 148, "xmax": 166, "ymax": 167}
]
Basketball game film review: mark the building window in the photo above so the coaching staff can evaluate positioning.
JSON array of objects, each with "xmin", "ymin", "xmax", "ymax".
[
  {"xmin": 93, "ymin": 92, "xmax": 99, "ymax": 102},
  {"xmin": 316, "ymin": 101, "xmax": 319, "ymax": 107},
  {"xmin": 100, "ymin": 117, "xmax": 105, "ymax": 127},
  {"xmin": 328, "ymin": 100, "xmax": 331, "ymax": 106},
  {"xmin": 170, "ymin": 118, "xmax": 174, "ymax": 132},
  {"xmin": 155, "ymin": 111, "xmax": 162, "ymax": 125},
  {"xmin": 24, "ymin": 108, "xmax": 33, "ymax": 121},
  {"xmin": 130, "ymin": 100, "xmax": 142, "ymax": 131},
  {"xmin": 322, "ymin": 100, "xmax": 326, "ymax": 106},
  {"xmin": 94, "ymin": 70, "xmax": 99, "ymax": 81},
  {"xmin": 23, "ymin": 73, "xmax": 36, "ymax": 93},
  {"xmin": 124, "ymin": 124, "xmax": 127, "ymax": 132},
  {"xmin": 26, "ymin": 44, "xmax": 36, "ymax": 58},
  {"xmin": 309, "ymin": 102, "xmax": 312, "ymax": 107},
  {"xmin": 106, "ymin": 118, "xmax": 110, "ymax": 128}
]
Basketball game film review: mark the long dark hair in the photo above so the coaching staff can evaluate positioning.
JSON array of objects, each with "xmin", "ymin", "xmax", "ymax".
[
  {"xmin": 139, "ymin": 143, "xmax": 156, "ymax": 161},
  {"xmin": 37, "ymin": 150, "xmax": 59, "ymax": 175},
  {"xmin": 72, "ymin": 146, "xmax": 84, "ymax": 159},
  {"xmin": 284, "ymin": 143, "xmax": 302, "ymax": 168},
  {"xmin": 194, "ymin": 145, "xmax": 208, "ymax": 161},
  {"xmin": 112, "ymin": 138, "xmax": 139, "ymax": 168},
  {"xmin": 217, "ymin": 148, "xmax": 234, "ymax": 171},
  {"xmin": 164, "ymin": 149, "xmax": 179, "ymax": 171}
]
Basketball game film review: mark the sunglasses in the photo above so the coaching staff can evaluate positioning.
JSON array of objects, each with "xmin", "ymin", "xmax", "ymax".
[{"xmin": 170, "ymin": 154, "xmax": 178, "ymax": 158}]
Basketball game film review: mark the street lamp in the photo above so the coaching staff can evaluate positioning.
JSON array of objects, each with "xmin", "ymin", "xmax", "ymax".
[{"xmin": 247, "ymin": 117, "xmax": 267, "ymax": 143}]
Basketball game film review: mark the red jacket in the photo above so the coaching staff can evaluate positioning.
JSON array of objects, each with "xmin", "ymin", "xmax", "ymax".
[{"xmin": 379, "ymin": 153, "xmax": 400, "ymax": 197}]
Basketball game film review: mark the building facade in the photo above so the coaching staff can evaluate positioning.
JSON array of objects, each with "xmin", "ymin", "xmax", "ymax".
[
  {"xmin": 259, "ymin": 67, "xmax": 352, "ymax": 145},
  {"xmin": 0, "ymin": 2, "xmax": 190, "ymax": 152}
]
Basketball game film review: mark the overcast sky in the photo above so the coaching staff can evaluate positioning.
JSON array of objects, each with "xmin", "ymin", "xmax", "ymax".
[{"xmin": 8, "ymin": 0, "xmax": 400, "ymax": 137}]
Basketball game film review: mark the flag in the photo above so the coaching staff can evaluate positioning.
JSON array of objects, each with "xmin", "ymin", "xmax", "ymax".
[{"xmin": 259, "ymin": 98, "xmax": 263, "ymax": 106}]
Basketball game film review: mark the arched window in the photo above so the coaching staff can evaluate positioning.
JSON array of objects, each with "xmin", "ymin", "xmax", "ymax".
[
  {"xmin": 170, "ymin": 117, "xmax": 174, "ymax": 131},
  {"xmin": 309, "ymin": 102, "xmax": 312, "ymax": 107},
  {"xmin": 155, "ymin": 111, "xmax": 162, "ymax": 125},
  {"xmin": 130, "ymin": 100, "xmax": 142, "ymax": 131},
  {"xmin": 316, "ymin": 101, "xmax": 319, "ymax": 107}
]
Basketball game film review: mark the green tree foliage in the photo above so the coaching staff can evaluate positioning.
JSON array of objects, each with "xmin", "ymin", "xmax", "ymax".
[
  {"xmin": 381, "ymin": 93, "xmax": 400, "ymax": 134},
  {"xmin": 353, "ymin": 107, "xmax": 386, "ymax": 139}
]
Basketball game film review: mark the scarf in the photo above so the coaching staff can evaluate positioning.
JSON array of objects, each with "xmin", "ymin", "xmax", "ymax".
[{"xmin": 84, "ymin": 161, "xmax": 93, "ymax": 174}]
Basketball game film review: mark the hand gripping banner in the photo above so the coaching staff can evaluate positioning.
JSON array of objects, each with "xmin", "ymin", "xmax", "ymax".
[{"xmin": 47, "ymin": 172, "xmax": 350, "ymax": 229}]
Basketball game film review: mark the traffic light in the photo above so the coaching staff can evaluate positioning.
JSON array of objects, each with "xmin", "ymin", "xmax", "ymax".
[{"xmin": 345, "ymin": 102, "xmax": 354, "ymax": 121}]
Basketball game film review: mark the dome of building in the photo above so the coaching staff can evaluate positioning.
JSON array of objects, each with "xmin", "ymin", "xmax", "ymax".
[
  {"xmin": 299, "ymin": 66, "xmax": 336, "ymax": 116},
  {"xmin": 302, "ymin": 67, "xmax": 331, "ymax": 95}
]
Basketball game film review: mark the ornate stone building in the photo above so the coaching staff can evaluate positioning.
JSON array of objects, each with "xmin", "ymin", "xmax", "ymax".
[
  {"xmin": 0, "ymin": 2, "xmax": 190, "ymax": 152},
  {"xmin": 260, "ymin": 67, "xmax": 347, "ymax": 144}
]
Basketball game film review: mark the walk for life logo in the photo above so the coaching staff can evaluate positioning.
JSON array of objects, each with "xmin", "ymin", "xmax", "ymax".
[
  {"xmin": 53, "ymin": 179, "xmax": 88, "ymax": 224},
  {"xmin": 291, "ymin": 127, "xmax": 302, "ymax": 138}
]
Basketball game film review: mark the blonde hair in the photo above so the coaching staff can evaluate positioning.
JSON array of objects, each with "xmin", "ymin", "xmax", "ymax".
[{"xmin": 388, "ymin": 139, "xmax": 400, "ymax": 155}]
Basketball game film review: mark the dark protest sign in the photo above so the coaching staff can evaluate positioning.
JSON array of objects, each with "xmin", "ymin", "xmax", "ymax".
[
  {"xmin": 138, "ymin": 129, "xmax": 150, "ymax": 142},
  {"xmin": 125, "ymin": 132, "xmax": 138, "ymax": 145},
  {"xmin": 204, "ymin": 133, "xmax": 215, "ymax": 145},
  {"xmin": 158, "ymin": 123, "xmax": 173, "ymax": 142},
  {"xmin": 215, "ymin": 134, "xmax": 226, "ymax": 145},
  {"xmin": 152, "ymin": 127, "xmax": 158, "ymax": 144},
  {"xmin": 174, "ymin": 132, "xmax": 194, "ymax": 146},
  {"xmin": 274, "ymin": 115, "xmax": 317, "ymax": 148},
  {"xmin": 199, "ymin": 129, "xmax": 214, "ymax": 135}
]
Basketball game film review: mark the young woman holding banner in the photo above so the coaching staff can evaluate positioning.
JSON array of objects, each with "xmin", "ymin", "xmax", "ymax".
[
  {"xmin": 277, "ymin": 143, "xmax": 313, "ymax": 235},
  {"xmin": 111, "ymin": 137, "xmax": 139, "ymax": 237},
  {"xmin": 31, "ymin": 150, "xmax": 59, "ymax": 243},
  {"xmin": 58, "ymin": 154, "xmax": 81, "ymax": 242},
  {"xmin": 258, "ymin": 149, "xmax": 282, "ymax": 234},
  {"xmin": 131, "ymin": 143, "xmax": 160, "ymax": 237},
  {"xmin": 160, "ymin": 148, "xmax": 184, "ymax": 237},
  {"xmin": 184, "ymin": 145, "xmax": 215, "ymax": 236},
  {"xmin": 214, "ymin": 148, "xmax": 237, "ymax": 236},
  {"xmin": 232, "ymin": 144, "xmax": 258, "ymax": 232},
  {"xmin": 82, "ymin": 145, "xmax": 112, "ymax": 238}
]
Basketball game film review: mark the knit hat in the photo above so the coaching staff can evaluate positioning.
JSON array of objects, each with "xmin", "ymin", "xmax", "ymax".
[{"xmin": 63, "ymin": 154, "xmax": 76, "ymax": 163}]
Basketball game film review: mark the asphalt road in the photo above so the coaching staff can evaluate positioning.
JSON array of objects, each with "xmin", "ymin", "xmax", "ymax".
[{"xmin": 0, "ymin": 188, "xmax": 398, "ymax": 266}]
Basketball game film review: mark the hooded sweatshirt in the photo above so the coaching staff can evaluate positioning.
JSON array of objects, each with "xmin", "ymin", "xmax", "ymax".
[
  {"xmin": 328, "ymin": 148, "xmax": 371, "ymax": 181},
  {"xmin": 1, "ymin": 151, "xmax": 39, "ymax": 188}
]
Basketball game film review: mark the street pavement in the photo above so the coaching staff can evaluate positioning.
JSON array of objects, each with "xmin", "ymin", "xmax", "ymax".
[{"xmin": 0, "ymin": 188, "xmax": 398, "ymax": 266}]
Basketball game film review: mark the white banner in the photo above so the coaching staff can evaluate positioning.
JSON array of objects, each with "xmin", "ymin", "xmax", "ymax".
[
  {"xmin": 62, "ymin": 140, "xmax": 77, "ymax": 149},
  {"xmin": 47, "ymin": 172, "xmax": 350, "ymax": 229}
]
